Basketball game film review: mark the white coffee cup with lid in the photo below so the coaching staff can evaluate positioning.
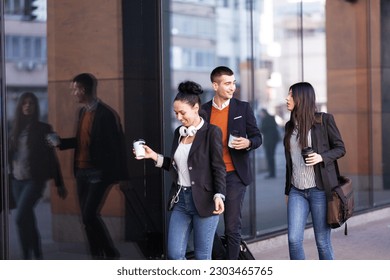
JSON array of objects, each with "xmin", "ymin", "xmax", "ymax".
[
  {"xmin": 133, "ymin": 139, "xmax": 146, "ymax": 159},
  {"xmin": 46, "ymin": 132, "xmax": 61, "ymax": 147},
  {"xmin": 228, "ymin": 130, "xmax": 240, "ymax": 148}
]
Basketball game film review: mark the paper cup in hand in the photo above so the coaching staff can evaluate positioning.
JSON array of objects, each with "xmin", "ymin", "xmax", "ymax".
[
  {"xmin": 301, "ymin": 147, "xmax": 314, "ymax": 164},
  {"xmin": 228, "ymin": 130, "xmax": 240, "ymax": 148},
  {"xmin": 46, "ymin": 133, "xmax": 60, "ymax": 147},
  {"xmin": 133, "ymin": 139, "xmax": 146, "ymax": 159}
]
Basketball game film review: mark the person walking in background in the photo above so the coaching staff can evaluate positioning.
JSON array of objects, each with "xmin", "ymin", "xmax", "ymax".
[
  {"xmin": 202, "ymin": 66, "xmax": 262, "ymax": 260},
  {"xmin": 136, "ymin": 81, "xmax": 226, "ymax": 260},
  {"xmin": 9, "ymin": 92, "xmax": 67, "ymax": 259},
  {"xmin": 284, "ymin": 82, "xmax": 345, "ymax": 260},
  {"xmin": 47, "ymin": 73, "xmax": 128, "ymax": 259},
  {"xmin": 259, "ymin": 108, "xmax": 280, "ymax": 179}
]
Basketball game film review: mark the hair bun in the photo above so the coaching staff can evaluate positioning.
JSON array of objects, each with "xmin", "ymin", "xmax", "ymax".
[{"xmin": 178, "ymin": 81, "xmax": 203, "ymax": 95}]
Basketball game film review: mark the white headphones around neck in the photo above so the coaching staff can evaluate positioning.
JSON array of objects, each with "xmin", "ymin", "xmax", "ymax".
[
  {"xmin": 179, "ymin": 125, "xmax": 197, "ymax": 137},
  {"xmin": 178, "ymin": 117, "xmax": 205, "ymax": 137}
]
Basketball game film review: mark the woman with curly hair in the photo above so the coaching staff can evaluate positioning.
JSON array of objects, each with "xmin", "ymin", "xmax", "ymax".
[{"xmin": 136, "ymin": 81, "xmax": 226, "ymax": 259}]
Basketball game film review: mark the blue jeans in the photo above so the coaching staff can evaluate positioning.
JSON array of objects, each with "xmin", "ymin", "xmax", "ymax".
[
  {"xmin": 167, "ymin": 187, "xmax": 219, "ymax": 260},
  {"xmin": 12, "ymin": 178, "xmax": 45, "ymax": 259},
  {"xmin": 287, "ymin": 186, "xmax": 334, "ymax": 260}
]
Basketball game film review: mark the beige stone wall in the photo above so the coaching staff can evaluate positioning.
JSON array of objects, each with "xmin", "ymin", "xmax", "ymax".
[{"xmin": 326, "ymin": 0, "xmax": 382, "ymax": 177}]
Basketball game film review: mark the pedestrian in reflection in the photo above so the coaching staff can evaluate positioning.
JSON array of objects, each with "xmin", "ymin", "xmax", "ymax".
[
  {"xmin": 259, "ymin": 108, "xmax": 280, "ymax": 178},
  {"xmin": 202, "ymin": 66, "xmax": 262, "ymax": 260},
  {"xmin": 284, "ymin": 82, "xmax": 345, "ymax": 260},
  {"xmin": 136, "ymin": 81, "xmax": 226, "ymax": 260},
  {"xmin": 9, "ymin": 92, "xmax": 67, "ymax": 260},
  {"xmin": 47, "ymin": 73, "xmax": 128, "ymax": 259}
]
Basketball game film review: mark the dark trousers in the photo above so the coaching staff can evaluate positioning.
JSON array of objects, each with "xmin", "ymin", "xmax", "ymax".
[
  {"xmin": 75, "ymin": 168, "xmax": 119, "ymax": 259},
  {"xmin": 213, "ymin": 171, "xmax": 246, "ymax": 260},
  {"xmin": 264, "ymin": 143, "xmax": 277, "ymax": 177}
]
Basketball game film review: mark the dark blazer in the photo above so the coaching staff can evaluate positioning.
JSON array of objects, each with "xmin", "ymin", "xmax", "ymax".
[
  {"xmin": 202, "ymin": 98, "xmax": 262, "ymax": 186},
  {"xmin": 284, "ymin": 112, "xmax": 346, "ymax": 195},
  {"xmin": 161, "ymin": 122, "xmax": 226, "ymax": 217},
  {"xmin": 59, "ymin": 102, "xmax": 128, "ymax": 183},
  {"xmin": 9, "ymin": 122, "xmax": 64, "ymax": 187}
]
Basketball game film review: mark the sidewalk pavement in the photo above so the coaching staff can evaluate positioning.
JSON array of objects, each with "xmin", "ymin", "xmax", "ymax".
[
  {"xmin": 7, "ymin": 199, "xmax": 390, "ymax": 260},
  {"xmin": 248, "ymin": 207, "xmax": 390, "ymax": 260}
]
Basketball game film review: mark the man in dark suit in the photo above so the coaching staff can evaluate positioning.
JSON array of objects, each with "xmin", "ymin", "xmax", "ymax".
[
  {"xmin": 202, "ymin": 66, "xmax": 262, "ymax": 259},
  {"xmin": 49, "ymin": 73, "xmax": 128, "ymax": 259}
]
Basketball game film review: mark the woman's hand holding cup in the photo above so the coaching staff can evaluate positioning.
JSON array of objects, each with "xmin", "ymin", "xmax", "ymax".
[{"xmin": 132, "ymin": 139, "xmax": 158, "ymax": 162}]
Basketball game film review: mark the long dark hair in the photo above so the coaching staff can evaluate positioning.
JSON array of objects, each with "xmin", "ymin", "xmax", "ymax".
[
  {"xmin": 10, "ymin": 92, "xmax": 40, "ymax": 148},
  {"xmin": 284, "ymin": 82, "xmax": 317, "ymax": 152}
]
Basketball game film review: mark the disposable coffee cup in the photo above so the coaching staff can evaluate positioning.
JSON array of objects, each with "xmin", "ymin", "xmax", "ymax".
[
  {"xmin": 301, "ymin": 147, "xmax": 314, "ymax": 163},
  {"xmin": 228, "ymin": 130, "xmax": 240, "ymax": 148},
  {"xmin": 46, "ymin": 132, "xmax": 60, "ymax": 147},
  {"xmin": 133, "ymin": 139, "xmax": 146, "ymax": 159}
]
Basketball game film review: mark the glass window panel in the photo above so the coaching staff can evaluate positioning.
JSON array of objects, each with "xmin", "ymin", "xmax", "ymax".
[
  {"xmin": 167, "ymin": 0, "xmax": 353, "ymax": 241},
  {"xmin": 5, "ymin": 35, "xmax": 11, "ymax": 59},
  {"xmin": 2, "ymin": 4, "xmax": 62, "ymax": 259},
  {"xmin": 34, "ymin": 38, "xmax": 42, "ymax": 60},
  {"xmin": 22, "ymin": 37, "xmax": 32, "ymax": 59},
  {"xmin": 5, "ymin": 0, "xmax": 24, "ymax": 15},
  {"xmin": 12, "ymin": 37, "xmax": 20, "ymax": 58}
]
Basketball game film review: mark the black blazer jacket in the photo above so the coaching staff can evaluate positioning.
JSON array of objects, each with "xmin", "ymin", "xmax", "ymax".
[
  {"xmin": 161, "ymin": 122, "xmax": 226, "ymax": 217},
  {"xmin": 202, "ymin": 98, "xmax": 262, "ymax": 186},
  {"xmin": 59, "ymin": 102, "xmax": 128, "ymax": 183},
  {"xmin": 284, "ymin": 112, "xmax": 346, "ymax": 195}
]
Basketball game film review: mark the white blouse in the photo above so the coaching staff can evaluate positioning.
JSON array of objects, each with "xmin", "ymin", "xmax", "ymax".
[{"xmin": 173, "ymin": 142, "xmax": 192, "ymax": 187}]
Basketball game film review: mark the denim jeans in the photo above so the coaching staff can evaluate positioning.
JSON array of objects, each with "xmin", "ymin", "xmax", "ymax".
[
  {"xmin": 167, "ymin": 187, "xmax": 219, "ymax": 260},
  {"xmin": 12, "ymin": 178, "xmax": 45, "ymax": 259},
  {"xmin": 287, "ymin": 186, "xmax": 334, "ymax": 260}
]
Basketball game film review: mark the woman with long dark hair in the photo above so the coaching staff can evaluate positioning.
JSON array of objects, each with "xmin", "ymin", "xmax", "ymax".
[
  {"xmin": 9, "ymin": 92, "xmax": 67, "ymax": 259},
  {"xmin": 284, "ymin": 82, "xmax": 345, "ymax": 260}
]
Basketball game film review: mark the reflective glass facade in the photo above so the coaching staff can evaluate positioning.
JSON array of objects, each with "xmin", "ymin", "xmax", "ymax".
[{"xmin": 166, "ymin": 0, "xmax": 328, "ymax": 238}]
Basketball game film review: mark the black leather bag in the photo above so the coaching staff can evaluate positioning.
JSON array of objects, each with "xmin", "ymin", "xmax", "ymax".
[
  {"xmin": 315, "ymin": 112, "xmax": 354, "ymax": 234},
  {"xmin": 327, "ymin": 174, "xmax": 354, "ymax": 230},
  {"xmin": 212, "ymin": 235, "xmax": 255, "ymax": 260}
]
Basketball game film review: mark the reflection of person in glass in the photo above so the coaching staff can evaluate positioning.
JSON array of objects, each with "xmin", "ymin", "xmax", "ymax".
[
  {"xmin": 48, "ymin": 73, "xmax": 128, "ymax": 259},
  {"xmin": 136, "ymin": 81, "xmax": 226, "ymax": 260},
  {"xmin": 259, "ymin": 108, "xmax": 280, "ymax": 178},
  {"xmin": 202, "ymin": 66, "xmax": 262, "ymax": 260},
  {"xmin": 284, "ymin": 82, "xmax": 345, "ymax": 260},
  {"xmin": 9, "ymin": 92, "xmax": 67, "ymax": 259}
]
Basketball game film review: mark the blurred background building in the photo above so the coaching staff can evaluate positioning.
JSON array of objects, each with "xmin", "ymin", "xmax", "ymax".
[{"xmin": 4, "ymin": 0, "xmax": 47, "ymax": 122}]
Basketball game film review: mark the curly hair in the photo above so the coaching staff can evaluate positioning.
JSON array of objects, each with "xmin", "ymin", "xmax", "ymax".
[{"xmin": 174, "ymin": 80, "xmax": 204, "ymax": 108}]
